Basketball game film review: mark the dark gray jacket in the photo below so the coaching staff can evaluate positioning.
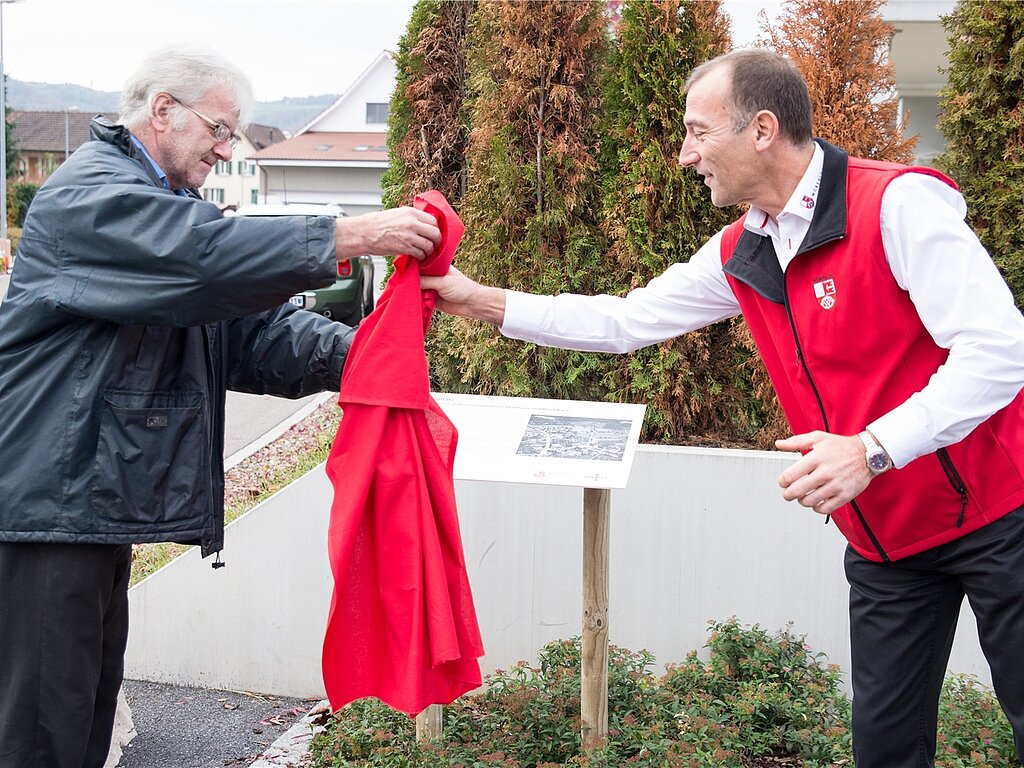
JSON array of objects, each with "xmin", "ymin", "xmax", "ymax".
[{"xmin": 0, "ymin": 118, "xmax": 354, "ymax": 556}]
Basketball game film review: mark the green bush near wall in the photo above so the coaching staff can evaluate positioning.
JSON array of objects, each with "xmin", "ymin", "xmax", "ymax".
[{"xmin": 307, "ymin": 618, "xmax": 1016, "ymax": 767}]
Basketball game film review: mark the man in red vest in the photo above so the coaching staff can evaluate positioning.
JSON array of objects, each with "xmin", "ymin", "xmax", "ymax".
[{"xmin": 421, "ymin": 49, "xmax": 1024, "ymax": 768}]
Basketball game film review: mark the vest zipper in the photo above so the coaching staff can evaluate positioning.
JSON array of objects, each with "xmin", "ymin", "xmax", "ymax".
[
  {"xmin": 936, "ymin": 447, "xmax": 969, "ymax": 527},
  {"xmin": 783, "ymin": 280, "xmax": 890, "ymax": 562},
  {"xmin": 848, "ymin": 499, "xmax": 891, "ymax": 562}
]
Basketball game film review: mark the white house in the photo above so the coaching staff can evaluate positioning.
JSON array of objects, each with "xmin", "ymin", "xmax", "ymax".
[
  {"xmin": 250, "ymin": 50, "xmax": 394, "ymax": 215},
  {"xmin": 198, "ymin": 124, "xmax": 287, "ymax": 210},
  {"xmin": 883, "ymin": 0, "xmax": 957, "ymax": 165}
]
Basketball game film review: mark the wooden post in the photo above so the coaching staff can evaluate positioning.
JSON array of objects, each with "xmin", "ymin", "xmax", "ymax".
[
  {"xmin": 415, "ymin": 703, "xmax": 444, "ymax": 741},
  {"xmin": 581, "ymin": 487, "xmax": 610, "ymax": 752}
]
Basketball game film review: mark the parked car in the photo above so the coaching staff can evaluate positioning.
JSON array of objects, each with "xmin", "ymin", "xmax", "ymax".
[{"xmin": 231, "ymin": 202, "xmax": 375, "ymax": 325}]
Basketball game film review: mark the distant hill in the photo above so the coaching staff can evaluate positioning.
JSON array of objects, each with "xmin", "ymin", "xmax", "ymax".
[{"xmin": 6, "ymin": 79, "xmax": 338, "ymax": 136}]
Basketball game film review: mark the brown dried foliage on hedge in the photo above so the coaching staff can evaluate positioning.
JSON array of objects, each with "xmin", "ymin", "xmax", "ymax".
[
  {"xmin": 759, "ymin": 0, "xmax": 917, "ymax": 164},
  {"xmin": 389, "ymin": 0, "xmax": 921, "ymax": 449}
]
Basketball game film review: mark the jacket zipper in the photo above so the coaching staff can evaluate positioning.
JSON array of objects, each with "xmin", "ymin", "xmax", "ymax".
[
  {"xmin": 782, "ymin": 281, "xmax": 891, "ymax": 563},
  {"xmin": 200, "ymin": 323, "xmax": 222, "ymax": 562},
  {"xmin": 936, "ymin": 448, "xmax": 969, "ymax": 527}
]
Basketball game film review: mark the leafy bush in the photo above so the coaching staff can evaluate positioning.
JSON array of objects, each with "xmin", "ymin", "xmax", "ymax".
[
  {"xmin": 10, "ymin": 183, "xmax": 38, "ymax": 228},
  {"xmin": 936, "ymin": 674, "xmax": 1018, "ymax": 767},
  {"xmin": 656, "ymin": 620, "xmax": 852, "ymax": 767},
  {"xmin": 308, "ymin": 619, "xmax": 1017, "ymax": 768}
]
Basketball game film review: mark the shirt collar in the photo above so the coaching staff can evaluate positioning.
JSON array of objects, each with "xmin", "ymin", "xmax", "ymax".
[
  {"xmin": 744, "ymin": 142, "xmax": 825, "ymax": 235},
  {"xmin": 129, "ymin": 135, "xmax": 177, "ymax": 193}
]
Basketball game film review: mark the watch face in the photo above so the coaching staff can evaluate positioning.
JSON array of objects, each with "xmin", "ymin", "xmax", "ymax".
[{"xmin": 867, "ymin": 451, "xmax": 891, "ymax": 472}]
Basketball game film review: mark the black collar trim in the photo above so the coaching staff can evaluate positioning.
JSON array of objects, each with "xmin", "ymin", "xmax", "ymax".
[{"xmin": 722, "ymin": 139, "xmax": 849, "ymax": 304}]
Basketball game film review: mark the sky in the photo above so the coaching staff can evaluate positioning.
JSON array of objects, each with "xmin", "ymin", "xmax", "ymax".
[{"xmin": 0, "ymin": 0, "xmax": 781, "ymax": 102}]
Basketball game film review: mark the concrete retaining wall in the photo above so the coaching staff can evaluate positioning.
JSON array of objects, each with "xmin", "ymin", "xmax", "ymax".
[{"xmin": 125, "ymin": 444, "xmax": 989, "ymax": 698}]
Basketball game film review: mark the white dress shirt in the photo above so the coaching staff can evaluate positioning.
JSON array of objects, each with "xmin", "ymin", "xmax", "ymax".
[{"xmin": 501, "ymin": 145, "xmax": 1024, "ymax": 469}]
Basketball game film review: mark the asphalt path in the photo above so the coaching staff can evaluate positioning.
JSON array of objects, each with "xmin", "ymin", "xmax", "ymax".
[{"xmin": 116, "ymin": 681, "xmax": 319, "ymax": 768}]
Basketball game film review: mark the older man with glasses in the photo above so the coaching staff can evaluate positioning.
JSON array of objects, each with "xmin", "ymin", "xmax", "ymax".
[{"xmin": 0, "ymin": 45, "xmax": 439, "ymax": 768}]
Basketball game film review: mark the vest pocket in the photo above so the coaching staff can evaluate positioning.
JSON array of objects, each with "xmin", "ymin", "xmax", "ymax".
[
  {"xmin": 936, "ymin": 447, "xmax": 969, "ymax": 527},
  {"xmin": 90, "ymin": 389, "xmax": 209, "ymax": 525}
]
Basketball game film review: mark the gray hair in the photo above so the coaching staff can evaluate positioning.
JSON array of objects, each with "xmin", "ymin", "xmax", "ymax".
[{"xmin": 119, "ymin": 45, "xmax": 254, "ymax": 131}]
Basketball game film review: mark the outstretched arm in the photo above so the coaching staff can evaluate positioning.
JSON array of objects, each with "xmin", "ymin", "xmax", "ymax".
[{"xmin": 421, "ymin": 265, "xmax": 507, "ymax": 326}]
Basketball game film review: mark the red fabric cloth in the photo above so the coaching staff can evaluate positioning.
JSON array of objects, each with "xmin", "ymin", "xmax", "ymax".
[{"xmin": 322, "ymin": 191, "xmax": 484, "ymax": 716}]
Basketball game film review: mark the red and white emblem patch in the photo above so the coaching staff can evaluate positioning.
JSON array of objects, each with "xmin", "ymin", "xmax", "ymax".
[
  {"xmin": 813, "ymin": 278, "xmax": 837, "ymax": 310},
  {"xmin": 801, "ymin": 195, "xmax": 815, "ymax": 209}
]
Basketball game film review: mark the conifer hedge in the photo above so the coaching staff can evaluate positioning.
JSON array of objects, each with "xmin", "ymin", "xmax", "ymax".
[
  {"xmin": 601, "ymin": 0, "xmax": 772, "ymax": 445},
  {"xmin": 935, "ymin": 0, "xmax": 1024, "ymax": 309},
  {"xmin": 429, "ymin": 0, "xmax": 618, "ymax": 405},
  {"xmin": 386, "ymin": 0, "xmax": 1002, "ymax": 448}
]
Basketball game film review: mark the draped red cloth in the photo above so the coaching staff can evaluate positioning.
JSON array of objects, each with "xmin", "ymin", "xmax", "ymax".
[{"xmin": 322, "ymin": 191, "xmax": 484, "ymax": 716}]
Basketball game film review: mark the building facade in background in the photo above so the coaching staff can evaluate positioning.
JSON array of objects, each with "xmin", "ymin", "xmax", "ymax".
[
  {"xmin": 250, "ymin": 50, "xmax": 393, "ymax": 216},
  {"xmin": 883, "ymin": 0, "xmax": 956, "ymax": 166},
  {"xmin": 10, "ymin": 109, "xmax": 116, "ymax": 186}
]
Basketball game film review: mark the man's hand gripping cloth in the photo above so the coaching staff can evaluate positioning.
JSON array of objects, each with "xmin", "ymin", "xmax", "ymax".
[{"xmin": 322, "ymin": 191, "xmax": 484, "ymax": 716}]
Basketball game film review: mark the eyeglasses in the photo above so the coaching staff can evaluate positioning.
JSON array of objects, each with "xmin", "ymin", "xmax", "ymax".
[{"xmin": 169, "ymin": 95, "xmax": 240, "ymax": 148}]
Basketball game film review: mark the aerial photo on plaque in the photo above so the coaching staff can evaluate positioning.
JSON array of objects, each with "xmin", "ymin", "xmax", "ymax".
[
  {"xmin": 516, "ymin": 414, "xmax": 632, "ymax": 461},
  {"xmin": 434, "ymin": 393, "xmax": 646, "ymax": 488}
]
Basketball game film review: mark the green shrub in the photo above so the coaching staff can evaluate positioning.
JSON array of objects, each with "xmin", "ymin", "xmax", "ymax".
[
  {"xmin": 10, "ymin": 183, "xmax": 39, "ymax": 228},
  {"xmin": 936, "ymin": 673, "xmax": 1018, "ymax": 767},
  {"xmin": 656, "ymin": 620, "xmax": 852, "ymax": 767},
  {"xmin": 308, "ymin": 619, "xmax": 1017, "ymax": 768}
]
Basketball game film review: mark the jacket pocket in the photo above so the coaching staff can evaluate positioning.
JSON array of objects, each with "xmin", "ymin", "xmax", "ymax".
[
  {"xmin": 90, "ymin": 389, "xmax": 209, "ymax": 525},
  {"xmin": 936, "ymin": 447, "xmax": 970, "ymax": 527}
]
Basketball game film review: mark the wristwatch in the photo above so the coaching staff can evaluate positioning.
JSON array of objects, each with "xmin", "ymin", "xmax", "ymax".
[{"xmin": 859, "ymin": 430, "xmax": 893, "ymax": 475}]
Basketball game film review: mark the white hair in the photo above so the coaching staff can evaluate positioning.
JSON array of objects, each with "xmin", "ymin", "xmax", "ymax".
[{"xmin": 119, "ymin": 45, "xmax": 254, "ymax": 131}]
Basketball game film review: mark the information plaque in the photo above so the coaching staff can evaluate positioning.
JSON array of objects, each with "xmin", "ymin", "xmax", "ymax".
[{"xmin": 433, "ymin": 392, "xmax": 646, "ymax": 489}]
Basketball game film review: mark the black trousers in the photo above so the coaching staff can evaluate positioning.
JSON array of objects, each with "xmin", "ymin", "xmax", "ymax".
[
  {"xmin": 0, "ymin": 542, "xmax": 132, "ymax": 768},
  {"xmin": 846, "ymin": 505, "xmax": 1024, "ymax": 768}
]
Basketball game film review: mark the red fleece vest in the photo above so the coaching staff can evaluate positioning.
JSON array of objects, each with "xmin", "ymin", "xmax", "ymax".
[{"xmin": 721, "ymin": 158, "xmax": 1024, "ymax": 561}]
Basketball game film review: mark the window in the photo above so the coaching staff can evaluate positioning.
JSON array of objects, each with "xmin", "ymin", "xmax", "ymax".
[
  {"xmin": 215, "ymin": 161, "xmax": 232, "ymax": 175},
  {"xmin": 203, "ymin": 188, "xmax": 225, "ymax": 204},
  {"xmin": 366, "ymin": 103, "xmax": 388, "ymax": 124},
  {"xmin": 251, "ymin": 190, "xmax": 259, "ymax": 204}
]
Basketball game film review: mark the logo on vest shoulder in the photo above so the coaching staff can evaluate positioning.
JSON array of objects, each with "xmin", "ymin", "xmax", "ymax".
[{"xmin": 813, "ymin": 278, "xmax": 837, "ymax": 310}]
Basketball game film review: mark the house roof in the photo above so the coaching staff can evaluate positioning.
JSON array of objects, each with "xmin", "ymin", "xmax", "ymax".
[
  {"xmin": 249, "ymin": 131, "xmax": 388, "ymax": 163},
  {"xmin": 296, "ymin": 49, "xmax": 394, "ymax": 136},
  {"xmin": 243, "ymin": 123, "xmax": 287, "ymax": 151},
  {"xmin": 11, "ymin": 110, "xmax": 287, "ymax": 155},
  {"xmin": 11, "ymin": 110, "xmax": 119, "ymax": 153}
]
